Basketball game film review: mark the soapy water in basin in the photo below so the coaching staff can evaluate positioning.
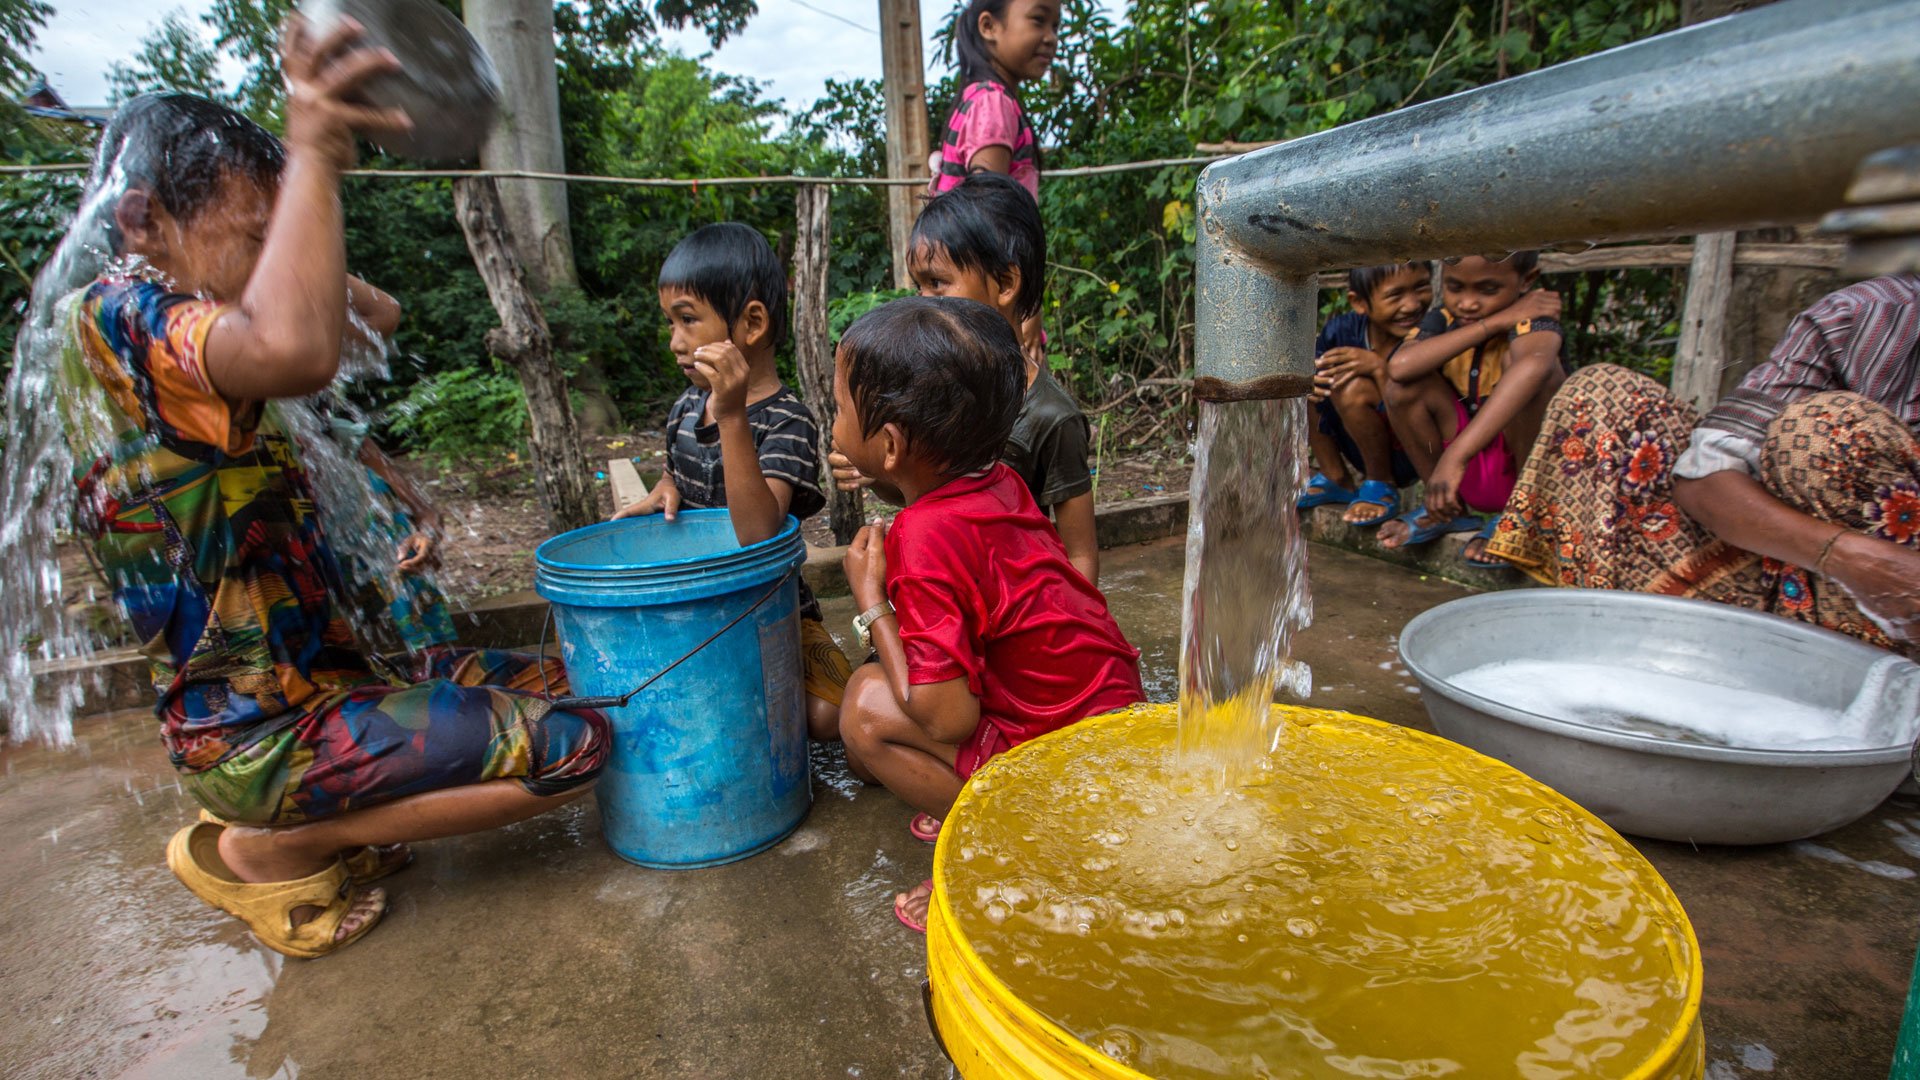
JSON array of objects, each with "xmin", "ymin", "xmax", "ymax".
[
  {"xmin": 1450, "ymin": 655, "xmax": 1920, "ymax": 752},
  {"xmin": 948, "ymin": 704, "xmax": 1696, "ymax": 1080}
]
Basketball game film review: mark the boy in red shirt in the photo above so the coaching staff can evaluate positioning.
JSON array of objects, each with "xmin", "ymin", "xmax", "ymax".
[{"xmin": 830, "ymin": 296, "xmax": 1145, "ymax": 932}]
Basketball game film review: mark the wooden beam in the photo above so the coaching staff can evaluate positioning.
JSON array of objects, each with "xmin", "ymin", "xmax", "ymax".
[
  {"xmin": 792, "ymin": 185, "xmax": 863, "ymax": 544},
  {"xmin": 878, "ymin": 0, "xmax": 931, "ymax": 290},
  {"xmin": 1194, "ymin": 140, "xmax": 1286, "ymax": 154},
  {"xmin": 1311, "ymin": 242, "xmax": 1845, "ymax": 288},
  {"xmin": 1672, "ymin": 232, "xmax": 1738, "ymax": 411},
  {"xmin": 452, "ymin": 177, "xmax": 598, "ymax": 533}
]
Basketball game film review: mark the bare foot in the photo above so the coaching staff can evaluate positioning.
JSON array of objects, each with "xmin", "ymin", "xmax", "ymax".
[
  {"xmin": 218, "ymin": 826, "xmax": 384, "ymax": 943},
  {"xmin": 895, "ymin": 880, "xmax": 934, "ymax": 931},
  {"xmin": 1377, "ymin": 515, "xmax": 1415, "ymax": 550},
  {"xmin": 1343, "ymin": 497, "xmax": 1392, "ymax": 525},
  {"xmin": 1463, "ymin": 534, "xmax": 1501, "ymax": 567}
]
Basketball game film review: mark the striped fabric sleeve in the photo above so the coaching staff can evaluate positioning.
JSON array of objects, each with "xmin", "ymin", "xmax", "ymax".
[
  {"xmin": 661, "ymin": 388, "xmax": 701, "ymax": 492},
  {"xmin": 1697, "ymin": 291, "xmax": 1853, "ymax": 444},
  {"xmin": 754, "ymin": 398, "xmax": 826, "ymax": 521}
]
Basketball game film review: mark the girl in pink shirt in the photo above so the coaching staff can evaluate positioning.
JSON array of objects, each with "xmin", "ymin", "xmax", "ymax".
[{"xmin": 930, "ymin": 0, "xmax": 1059, "ymax": 202}]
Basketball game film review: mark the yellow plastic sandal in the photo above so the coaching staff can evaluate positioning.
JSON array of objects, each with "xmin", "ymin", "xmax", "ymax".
[
  {"xmin": 195, "ymin": 809, "xmax": 412, "ymax": 884},
  {"xmin": 165, "ymin": 822, "xmax": 385, "ymax": 959}
]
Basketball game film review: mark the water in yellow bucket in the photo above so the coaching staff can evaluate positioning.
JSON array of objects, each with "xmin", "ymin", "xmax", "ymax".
[{"xmin": 933, "ymin": 704, "xmax": 1703, "ymax": 1079}]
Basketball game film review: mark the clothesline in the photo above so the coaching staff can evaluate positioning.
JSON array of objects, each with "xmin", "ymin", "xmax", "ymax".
[{"xmin": 0, "ymin": 154, "xmax": 1233, "ymax": 186}]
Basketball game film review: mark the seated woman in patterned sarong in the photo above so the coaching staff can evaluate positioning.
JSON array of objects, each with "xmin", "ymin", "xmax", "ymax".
[{"xmin": 1487, "ymin": 275, "xmax": 1920, "ymax": 656}]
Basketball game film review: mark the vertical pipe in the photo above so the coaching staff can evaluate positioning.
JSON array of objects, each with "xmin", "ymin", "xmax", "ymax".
[{"xmin": 1191, "ymin": 226, "xmax": 1317, "ymax": 403}]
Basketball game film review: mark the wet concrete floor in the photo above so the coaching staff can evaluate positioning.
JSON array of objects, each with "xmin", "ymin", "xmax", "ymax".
[{"xmin": 2, "ymin": 539, "xmax": 1915, "ymax": 1078}]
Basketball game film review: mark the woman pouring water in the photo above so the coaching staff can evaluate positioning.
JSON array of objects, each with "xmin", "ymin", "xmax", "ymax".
[
  {"xmin": 1487, "ymin": 274, "xmax": 1920, "ymax": 656},
  {"xmin": 49, "ymin": 21, "xmax": 609, "ymax": 958}
]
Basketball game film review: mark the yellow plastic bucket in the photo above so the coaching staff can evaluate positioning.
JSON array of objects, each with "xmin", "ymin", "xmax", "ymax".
[{"xmin": 927, "ymin": 705, "xmax": 1704, "ymax": 1079}]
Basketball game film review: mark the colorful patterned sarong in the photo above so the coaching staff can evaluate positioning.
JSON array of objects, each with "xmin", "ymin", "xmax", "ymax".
[
  {"xmin": 183, "ymin": 647, "xmax": 609, "ymax": 825},
  {"xmin": 1489, "ymin": 364, "xmax": 1920, "ymax": 656}
]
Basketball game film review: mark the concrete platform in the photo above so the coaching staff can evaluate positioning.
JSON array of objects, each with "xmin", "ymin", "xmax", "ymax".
[{"xmin": 3, "ymin": 541, "xmax": 1915, "ymax": 1079}]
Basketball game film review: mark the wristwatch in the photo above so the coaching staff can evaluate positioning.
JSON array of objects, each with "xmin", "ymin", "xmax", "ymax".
[{"xmin": 853, "ymin": 600, "xmax": 894, "ymax": 651}]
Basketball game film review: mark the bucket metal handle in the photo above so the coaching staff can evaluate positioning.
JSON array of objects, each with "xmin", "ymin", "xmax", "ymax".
[{"xmin": 539, "ymin": 568, "xmax": 798, "ymax": 712}]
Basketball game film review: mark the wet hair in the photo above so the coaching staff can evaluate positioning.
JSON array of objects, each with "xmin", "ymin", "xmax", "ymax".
[
  {"xmin": 911, "ymin": 172, "xmax": 1045, "ymax": 321},
  {"xmin": 1347, "ymin": 262, "xmax": 1434, "ymax": 303},
  {"xmin": 838, "ymin": 296, "xmax": 1025, "ymax": 477},
  {"xmin": 91, "ymin": 93, "xmax": 286, "ymax": 251},
  {"xmin": 657, "ymin": 223, "xmax": 789, "ymax": 347}
]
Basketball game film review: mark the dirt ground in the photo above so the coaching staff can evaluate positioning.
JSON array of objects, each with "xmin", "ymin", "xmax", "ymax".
[
  {"xmin": 50, "ymin": 430, "xmax": 1191, "ymax": 646},
  {"xmin": 421, "ymin": 433, "xmax": 1193, "ymax": 603}
]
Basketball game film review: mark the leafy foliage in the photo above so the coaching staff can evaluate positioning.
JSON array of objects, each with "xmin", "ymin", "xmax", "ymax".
[
  {"xmin": 9, "ymin": 0, "xmax": 1689, "ymax": 453},
  {"xmin": 108, "ymin": 12, "xmax": 236, "ymax": 104},
  {"xmin": 0, "ymin": 0, "xmax": 48, "ymax": 97},
  {"xmin": 386, "ymin": 364, "xmax": 529, "ymax": 453},
  {"xmin": 984, "ymin": 0, "xmax": 1683, "ymax": 443}
]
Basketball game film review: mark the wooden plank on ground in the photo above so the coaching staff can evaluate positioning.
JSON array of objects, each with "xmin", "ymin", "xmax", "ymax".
[{"xmin": 607, "ymin": 458, "xmax": 648, "ymax": 512}]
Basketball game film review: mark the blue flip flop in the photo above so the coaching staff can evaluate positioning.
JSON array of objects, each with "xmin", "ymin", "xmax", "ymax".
[
  {"xmin": 1345, "ymin": 480, "xmax": 1401, "ymax": 528},
  {"xmin": 1297, "ymin": 472, "xmax": 1356, "ymax": 510},
  {"xmin": 1385, "ymin": 506, "xmax": 1480, "ymax": 547},
  {"xmin": 1463, "ymin": 514, "xmax": 1508, "ymax": 569}
]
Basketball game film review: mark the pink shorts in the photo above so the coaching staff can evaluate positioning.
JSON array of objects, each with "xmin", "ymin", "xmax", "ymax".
[{"xmin": 1447, "ymin": 398, "xmax": 1518, "ymax": 513}]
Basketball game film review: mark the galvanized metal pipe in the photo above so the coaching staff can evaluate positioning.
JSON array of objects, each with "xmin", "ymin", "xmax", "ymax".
[{"xmin": 1193, "ymin": 0, "xmax": 1920, "ymax": 400}]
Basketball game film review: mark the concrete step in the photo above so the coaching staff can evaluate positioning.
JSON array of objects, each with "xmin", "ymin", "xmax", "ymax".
[{"xmin": 1300, "ymin": 503, "xmax": 1537, "ymax": 592}]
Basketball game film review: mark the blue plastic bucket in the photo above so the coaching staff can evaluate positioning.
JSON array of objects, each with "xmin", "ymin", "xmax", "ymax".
[{"xmin": 534, "ymin": 510, "xmax": 811, "ymax": 868}]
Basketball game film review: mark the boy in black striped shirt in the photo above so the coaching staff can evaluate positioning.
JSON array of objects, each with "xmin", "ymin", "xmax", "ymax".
[{"xmin": 614, "ymin": 223, "xmax": 852, "ymax": 737}]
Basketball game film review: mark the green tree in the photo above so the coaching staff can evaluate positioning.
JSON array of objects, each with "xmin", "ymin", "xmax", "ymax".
[
  {"xmin": 108, "ymin": 11, "xmax": 236, "ymax": 104},
  {"xmin": 0, "ymin": 0, "xmax": 49, "ymax": 96}
]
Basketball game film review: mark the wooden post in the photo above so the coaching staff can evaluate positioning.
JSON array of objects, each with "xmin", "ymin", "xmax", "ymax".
[
  {"xmin": 793, "ymin": 184, "xmax": 864, "ymax": 543},
  {"xmin": 464, "ymin": 0, "xmax": 578, "ymax": 295},
  {"xmin": 878, "ymin": 0, "xmax": 931, "ymax": 289},
  {"xmin": 1673, "ymin": 231, "xmax": 1737, "ymax": 412},
  {"xmin": 452, "ymin": 177, "xmax": 598, "ymax": 534}
]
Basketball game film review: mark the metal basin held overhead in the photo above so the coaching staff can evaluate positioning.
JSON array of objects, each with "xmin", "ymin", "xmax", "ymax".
[
  {"xmin": 301, "ymin": 0, "xmax": 501, "ymax": 165},
  {"xmin": 1398, "ymin": 589, "xmax": 1919, "ymax": 846}
]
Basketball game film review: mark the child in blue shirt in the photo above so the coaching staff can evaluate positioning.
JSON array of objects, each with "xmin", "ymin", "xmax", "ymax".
[{"xmin": 1299, "ymin": 262, "xmax": 1432, "ymax": 526}]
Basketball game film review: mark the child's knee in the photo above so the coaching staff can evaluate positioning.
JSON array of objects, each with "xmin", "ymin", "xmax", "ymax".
[
  {"xmin": 807, "ymin": 694, "xmax": 842, "ymax": 741},
  {"xmin": 523, "ymin": 705, "xmax": 611, "ymax": 796},
  {"xmin": 838, "ymin": 665, "xmax": 898, "ymax": 752},
  {"xmin": 1331, "ymin": 379, "xmax": 1382, "ymax": 418}
]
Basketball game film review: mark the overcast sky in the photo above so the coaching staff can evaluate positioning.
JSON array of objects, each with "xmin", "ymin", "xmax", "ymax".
[{"xmin": 30, "ymin": 0, "xmax": 960, "ymax": 112}]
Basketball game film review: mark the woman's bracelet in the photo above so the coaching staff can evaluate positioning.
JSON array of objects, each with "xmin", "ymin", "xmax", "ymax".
[{"xmin": 1814, "ymin": 526, "xmax": 1849, "ymax": 577}]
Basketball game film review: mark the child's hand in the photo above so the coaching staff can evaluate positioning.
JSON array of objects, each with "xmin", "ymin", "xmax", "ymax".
[
  {"xmin": 1317, "ymin": 347, "xmax": 1384, "ymax": 391},
  {"xmin": 280, "ymin": 15, "xmax": 412, "ymax": 171},
  {"xmin": 845, "ymin": 521, "xmax": 890, "ymax": 611},
  {"xmin": 613, "ymin": 476, "xmax": 681, "ymax": 522},
  {"xmin": 1424, "ymin": 452, "xmax": 1467, "ymax": 520},
  {"xmin": 395, "ymin": 531, "xmax": 439, "ymax": 573},
  {"xmin": 828, "ymin": 450, "xmax": 876, "ymax": 492},
  {"xmin": 1309, "ymin": 367, "xmax": 1334, "ymax": 403},
  {"xmin": 1493, "ymin": 289, "xmax": 1562, "ymax": 332},
  {"xmin": 693, "ymin": 341, "xmax": 752, "ymax": 420}
]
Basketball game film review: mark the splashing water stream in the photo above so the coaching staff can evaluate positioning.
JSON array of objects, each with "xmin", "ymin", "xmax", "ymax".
[
  {"xmin": 1176, "ymin": 398, "xmax": 1314, "ymax": 786},
  {"xmin": 0, "ymin": 151, "xmax": 433, "ymax": 744}
]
